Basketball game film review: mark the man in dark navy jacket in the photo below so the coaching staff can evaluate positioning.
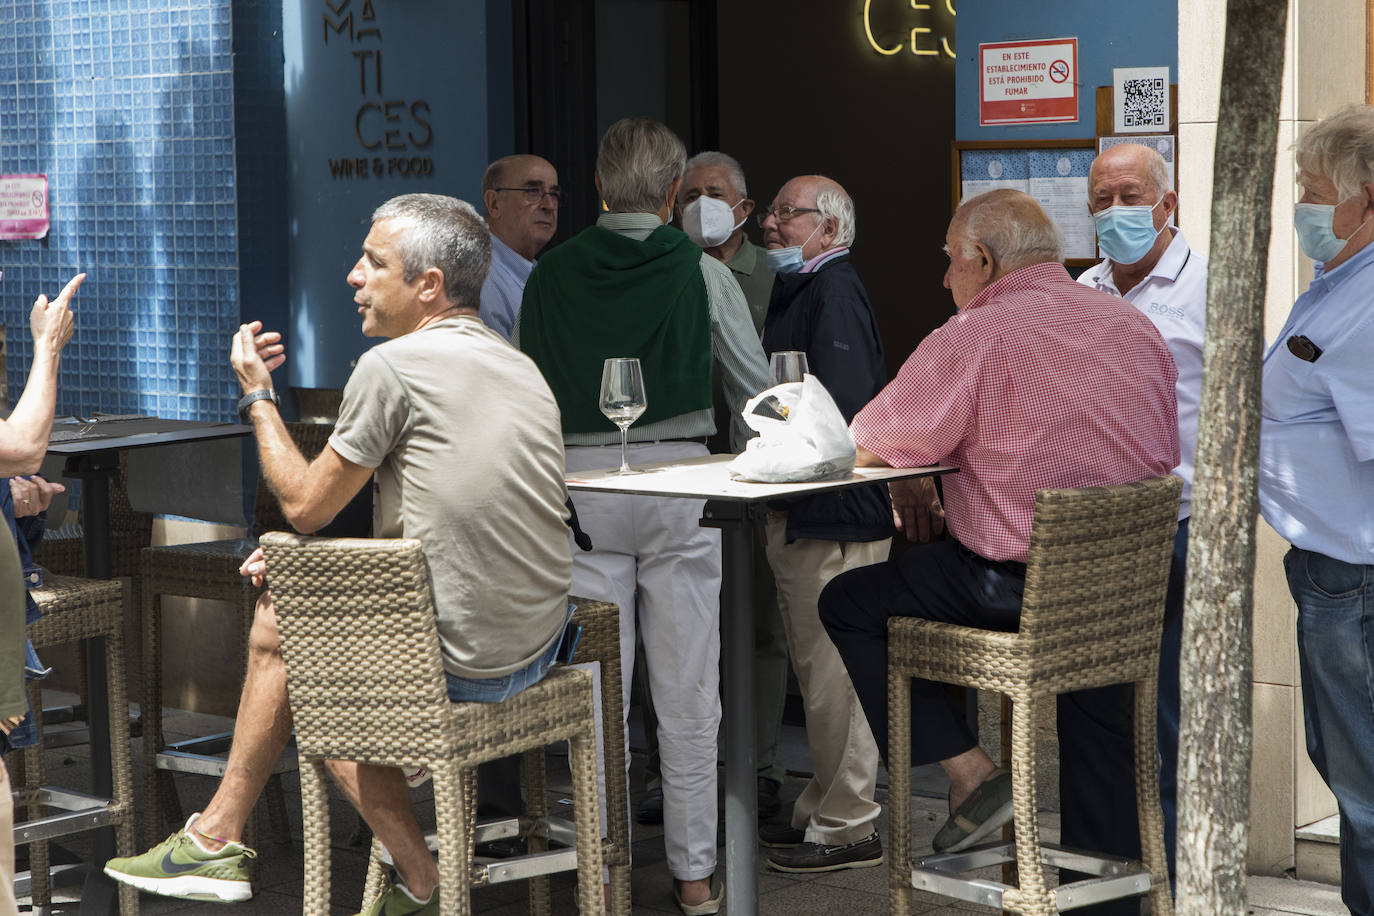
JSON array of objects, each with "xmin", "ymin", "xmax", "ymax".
[{"xmin": 755, "ymin": 175, "xmax": 893, "ymax": 873}]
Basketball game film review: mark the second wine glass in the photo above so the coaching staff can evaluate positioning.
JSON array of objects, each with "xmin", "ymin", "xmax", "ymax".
[
  {"xmin": 599, "ymin": 357, "xmax": 647, "ymax": 474},
  {"xmin": 770, "ymin": 350, "xmax": 809, "ymax": 385}
]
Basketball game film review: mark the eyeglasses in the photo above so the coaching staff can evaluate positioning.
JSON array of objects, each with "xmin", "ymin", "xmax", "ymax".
[
  {"xmin": 756, "ymin": 205, "xmax": 820, "ymax": 228},
  {"xmin": 493, "ymin": 187, "xmax": 564, "ymax": 207}
]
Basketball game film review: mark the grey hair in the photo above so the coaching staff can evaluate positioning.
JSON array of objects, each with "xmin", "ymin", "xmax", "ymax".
[
  {"xmin": 371, "ymin": 194, "xmax": 491, "ymax": 308},
  {"xmin": 597, "ymin": 118, "xmax": 687, "ymax": 213},
  {"xmin": 684, "ymin": 151, "xmax": 747, "ymax": 198},
  {"xmin": 955, "ymin": 189, "xmax": 1063, "ymax": 269},
  {"xmin": 815, "ymin": 185, "xmax": 857, "ymax": 247},
  {"xmin": 1296, "ymin": 104, "xmax": 1374, "ymax": 199}
]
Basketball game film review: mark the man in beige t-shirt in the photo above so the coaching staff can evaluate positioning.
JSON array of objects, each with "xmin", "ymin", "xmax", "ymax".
[{"xmin": 106, "ymin": 195, "xmax": 571, "ymax": 916}]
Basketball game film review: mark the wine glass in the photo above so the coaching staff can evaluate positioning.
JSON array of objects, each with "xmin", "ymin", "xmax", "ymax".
[
  {"xmin": 599, "ymin": 357, "xmax": 647, "ymax": 474},
  {"xmin": 770, "ymin": 350, "xmax": 809, "ymax": 385}
]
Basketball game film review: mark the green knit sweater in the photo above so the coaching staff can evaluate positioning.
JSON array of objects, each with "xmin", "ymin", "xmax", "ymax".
[{"xmin": 519, "ymin": 223, "xmax": 713, "ymax": 435}]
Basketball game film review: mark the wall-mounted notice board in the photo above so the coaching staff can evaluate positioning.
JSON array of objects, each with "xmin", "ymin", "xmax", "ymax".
[{"xmin": 951, "ymin": 139, "xmax": 1099, "ymax": 267}]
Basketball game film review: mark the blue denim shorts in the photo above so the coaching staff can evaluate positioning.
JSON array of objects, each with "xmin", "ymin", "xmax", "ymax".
[
  {"xmin": 1, "ymin": 639, "xmax": 47, "ymax": 752},
  {"xmin": 445, "ymin": 603, "xmax": 576, "ymax": 704}
]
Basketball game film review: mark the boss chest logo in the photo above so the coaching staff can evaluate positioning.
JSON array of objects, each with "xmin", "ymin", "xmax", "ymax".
[{"xmin": 1145, "ymin": 301, "xmax": 1185, "ymax": 320}]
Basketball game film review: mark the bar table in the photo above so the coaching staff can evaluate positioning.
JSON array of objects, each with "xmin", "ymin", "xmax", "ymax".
[
  {"xmin": 44, "ymin": 415, "xmax": 251, "ymax": 913},
  {"xmin": 566, "ymin": 453, "xmax": 955, "ymax": 916}
]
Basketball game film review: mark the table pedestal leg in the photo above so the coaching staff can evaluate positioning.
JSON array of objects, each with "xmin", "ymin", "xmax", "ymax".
[
  {"xmin": 703, "ymin": 502, "xmax": 757, "ymax": 916},
  {"xmin": 66, "ymin": 453, "xmax": 119, "ymax": 914}
]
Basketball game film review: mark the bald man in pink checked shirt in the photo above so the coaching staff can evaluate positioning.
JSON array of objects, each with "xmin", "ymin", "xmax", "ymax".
[{"xmin": 818, "ymin": 190, "xmax": 1178, "ymax": 910}]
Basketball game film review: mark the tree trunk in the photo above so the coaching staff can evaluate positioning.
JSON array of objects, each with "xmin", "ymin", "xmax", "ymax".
[{"xmin": 1176, "ymin": 0, "xmax": 1288, "ymax": 913}]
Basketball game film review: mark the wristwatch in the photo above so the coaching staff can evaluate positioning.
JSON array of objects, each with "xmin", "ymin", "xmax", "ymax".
[{"xmin": 237, "ymin": 388, "xmax": 279, "ymax": 422}]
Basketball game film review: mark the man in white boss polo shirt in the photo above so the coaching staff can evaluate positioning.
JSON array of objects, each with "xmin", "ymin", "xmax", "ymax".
[{"xmin": 1078, "ymin": 141, "xmax": 1204, "ymax": 884}]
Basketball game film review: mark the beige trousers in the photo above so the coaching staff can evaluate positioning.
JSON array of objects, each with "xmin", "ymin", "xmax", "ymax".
[
  {"xmin": 1, "ymin": 758, "xmax": 16, "ymax": 915},
  {"xmin": 765, "ymin": 515, "xmax": 889, "ymax": 846}
]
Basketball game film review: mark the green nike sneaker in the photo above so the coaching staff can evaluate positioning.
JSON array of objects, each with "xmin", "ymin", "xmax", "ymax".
[
  {"xmin": 356, "ymin": 878, "xmax": 439, "ymax": 915},
  {"xmin": 104, "ymin": 814, "xmax": 256, "ymax": 902}
]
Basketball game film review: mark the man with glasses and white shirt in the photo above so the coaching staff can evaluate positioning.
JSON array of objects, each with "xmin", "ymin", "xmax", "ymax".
[
  {"xmin": 478, "ymin": 154, "xmax": 561, "ymax": 339},
  {"xmin": 1077, "ymin": 141, "xmax": 1206, "ymax": 889}
]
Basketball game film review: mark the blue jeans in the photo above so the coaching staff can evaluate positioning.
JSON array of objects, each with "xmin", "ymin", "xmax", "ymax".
[
  {"xmin": 1, "ymin": 639, "xmax": 49, "ymax": 753},
  {"xmin": 1287, "ymin": 547, "xmax": 1374, "ymax": 916},
  {"xmin": 444, "ymin": 604, "xmax": 575, "ymax": 704}
]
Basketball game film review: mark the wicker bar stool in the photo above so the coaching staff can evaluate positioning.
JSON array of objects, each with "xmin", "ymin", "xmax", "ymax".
[
  {"xmin": 33, "ymin": 451, "xmax": 152, "ymax": 725},
  {"xmin": 887, "ymin": 476, "xmax": 1180, "ymax": 916},
  {"xmin": 16, "ymin": 575, "xmax": 139, "ymax": 915},
  {"xmin": 138, "ymin": 422, "xmax": 332, "ymax": 846},
  {"xmin": 563, "ymin": 597, "xmax": 630, "ymax": 916},
  {"xmin": 354, "ymin": 597, "xmax": 631, "ymax": 916},
  {"xmin": 261, "ymin": 532, "xmax": 606, "ymax": 916}
]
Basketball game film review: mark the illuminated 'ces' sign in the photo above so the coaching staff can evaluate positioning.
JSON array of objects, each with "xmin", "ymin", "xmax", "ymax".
[{"xmin": 864, "ymin": 0, "xmax": 955, "ymax": 58}]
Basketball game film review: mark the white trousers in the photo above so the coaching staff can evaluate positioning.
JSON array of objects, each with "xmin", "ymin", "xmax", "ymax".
[
  {"xmin": 565, "ymin": 441, "xmax": 722, "ymax": 882},
  {"xmin": 765, "ymin": 515, "xmax": 888, "ymax": 845}
]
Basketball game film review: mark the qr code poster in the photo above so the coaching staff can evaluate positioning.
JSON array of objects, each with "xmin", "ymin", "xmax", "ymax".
[{"xmin": 1113, "ymin": 67, "xmax": 1171, "ymax": 134}]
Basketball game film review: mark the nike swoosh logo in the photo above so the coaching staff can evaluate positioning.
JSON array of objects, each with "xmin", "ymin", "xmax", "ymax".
[{"xmin": 161, "ymin": 849, "xmax": 207, "ymax": 874}]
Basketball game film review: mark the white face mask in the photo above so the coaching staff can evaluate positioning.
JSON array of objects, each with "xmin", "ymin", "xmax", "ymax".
[{"xmin": 682, "ymin": 196, "xmax": 746, "ymax": 248}]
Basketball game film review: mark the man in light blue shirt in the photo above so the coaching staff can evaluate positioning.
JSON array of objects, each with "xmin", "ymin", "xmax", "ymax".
[
  {"xmin": 1259, "ymin": 105, "xmax": 1374, "ymax": 916},
  {"xmin": 478, "ymin": 154, "xmax": 560, "ymax": 339}
]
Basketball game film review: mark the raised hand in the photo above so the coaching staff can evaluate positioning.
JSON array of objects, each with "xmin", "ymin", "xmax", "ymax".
[
  {"xmin": 230, "ymin": 321, "xmax": 286, "ymax": 393},
  {"xmin": 30, "ymin": 273, "xmax": 83, "ymax": 356}
]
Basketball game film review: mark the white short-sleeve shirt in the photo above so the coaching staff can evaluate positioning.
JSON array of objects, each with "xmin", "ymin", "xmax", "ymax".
[{"xmin": 1079, "ymin": 229, "xmax": 1207, "ymax": 520}]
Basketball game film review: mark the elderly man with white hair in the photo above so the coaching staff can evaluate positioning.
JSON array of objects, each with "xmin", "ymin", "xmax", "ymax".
[
  {"xmin": 1260, "ymin": 105, "xmax": 1374, "ymax": 916},
  {"xmin": 678, "ymin": 151, "xmax": 773, "ymax": 325},
  {"xmin": 820, "ymin": 189, "xmax": 1178, "ymax": 863},
  {"xmin": 753, "ymin": 175, "xmax": 893, "ymax": 872},
  {"xmin": 1077, "ymin": 141, "xmax": 1207, "ymax": 886}
]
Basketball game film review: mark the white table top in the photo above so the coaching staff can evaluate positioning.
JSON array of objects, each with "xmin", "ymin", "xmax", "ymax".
[{"xmin": 565, "ymin": 453, "xmax": 956, "ymax": 502}]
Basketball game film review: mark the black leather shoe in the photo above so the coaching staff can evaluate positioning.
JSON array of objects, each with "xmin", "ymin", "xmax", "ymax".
[
  {"xmin": 765, "ymin": 832, "xmax": 884, "ymax": 873},
  {"xmin": 636, "ymin": 787, "xmax": 664, "ymax": 825},
  {"xmin": 757, "ymin": 822, "xmax": 805, "ymax": 847},
  {"xmin": 757, "ymin": 776, "xmax": 781, "ymax": 820}
]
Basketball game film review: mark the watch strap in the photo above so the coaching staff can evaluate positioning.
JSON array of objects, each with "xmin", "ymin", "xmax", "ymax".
[{"xmin": 237, "ymin": 388, "xmax": 278, "ymax": 422}]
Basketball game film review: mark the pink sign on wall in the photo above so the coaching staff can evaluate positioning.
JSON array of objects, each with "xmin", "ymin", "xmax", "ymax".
[{"xmin": 0, "ymin": 175, "xmax": 50, "ymax": 240}]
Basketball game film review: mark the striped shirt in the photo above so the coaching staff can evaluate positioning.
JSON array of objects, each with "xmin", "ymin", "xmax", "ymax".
[
  {"xmin": 851, "ymin": 262, "xmax": 1180, "ymax": 563},
  {"xmin": 516, "ymin": 212, "xmax": 769, "ymax": 448}
]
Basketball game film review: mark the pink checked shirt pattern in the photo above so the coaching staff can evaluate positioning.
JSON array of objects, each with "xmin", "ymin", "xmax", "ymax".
[{"xmin": 852, "ymin": 262, "xmax": 1180, "ymax": 563}]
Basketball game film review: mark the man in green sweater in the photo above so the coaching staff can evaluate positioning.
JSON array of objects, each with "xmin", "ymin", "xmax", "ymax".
[{"xmin": 518, "ymin": 118, "xmax": 768, "ymax": 915}]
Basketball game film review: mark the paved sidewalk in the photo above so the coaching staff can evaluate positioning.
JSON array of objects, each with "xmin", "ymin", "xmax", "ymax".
[{"xmin": 12, "ymin": 697, "xmax": 1346, "ymax": 914}]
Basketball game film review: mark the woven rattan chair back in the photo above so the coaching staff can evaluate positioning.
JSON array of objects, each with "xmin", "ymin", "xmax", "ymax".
[
  {"xmin": 260, "ymin": 532, "xmax": 455, "ymax": 764},
  {"xmin": 886, "ymin": 474, "xmax": 1181, "ymax": 916},
  {"xmin": 1016, "ymin": 475, "xmax": 1181, "ymax": 690},
  {"xmin": 262, "ymin": 532, "xmax": 607, "ymax": 916},
  {"xmin": 251, "ymin": 423, "xmax": 334, "ymax": 537}
]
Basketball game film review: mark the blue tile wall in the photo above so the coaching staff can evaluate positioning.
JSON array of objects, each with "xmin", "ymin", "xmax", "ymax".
[{"xmin": 0, "ymin": 0, "xmax": 244, "ymax": 421}]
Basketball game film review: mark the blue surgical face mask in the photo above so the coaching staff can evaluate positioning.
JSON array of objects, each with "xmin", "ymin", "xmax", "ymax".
[
  {"xmin": 1294, "ymin": 198, "xmax": 1370, "ymax": 263},
  {"xmin": 765, "ymin": 222, "xmax": 823, "ymax": 275},
  {"xmin": 1092, "ymin": 196, "xmax": 1166, "ymax": 265}
]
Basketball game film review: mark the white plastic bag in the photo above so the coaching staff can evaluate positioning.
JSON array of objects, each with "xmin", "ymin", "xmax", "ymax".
[{"xmin": 726, "ymin": 374, "xmax": 856, "ymax": 483}]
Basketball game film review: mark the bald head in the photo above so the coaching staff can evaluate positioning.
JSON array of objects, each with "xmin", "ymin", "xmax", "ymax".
[
  {"xmin": 762, "ymin": 174, "xmax": 856, "ymax": 260},
  {"xmin": 481, "ymin": 154, "xmax": 559, "ymax": 261},
  {"xmin": 1088, "ymin": 143, "xmax": 1171, "ymax": 208}
]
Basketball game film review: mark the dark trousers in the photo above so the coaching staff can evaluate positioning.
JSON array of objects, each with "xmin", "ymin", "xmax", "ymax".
[
  {"xmin": 819, "ymin": 538, "xmax": 1149, "ymax": 916},
  {"xmin": 1155, "ymin": 519, "xmax": 1188, "ymax": 878}
]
